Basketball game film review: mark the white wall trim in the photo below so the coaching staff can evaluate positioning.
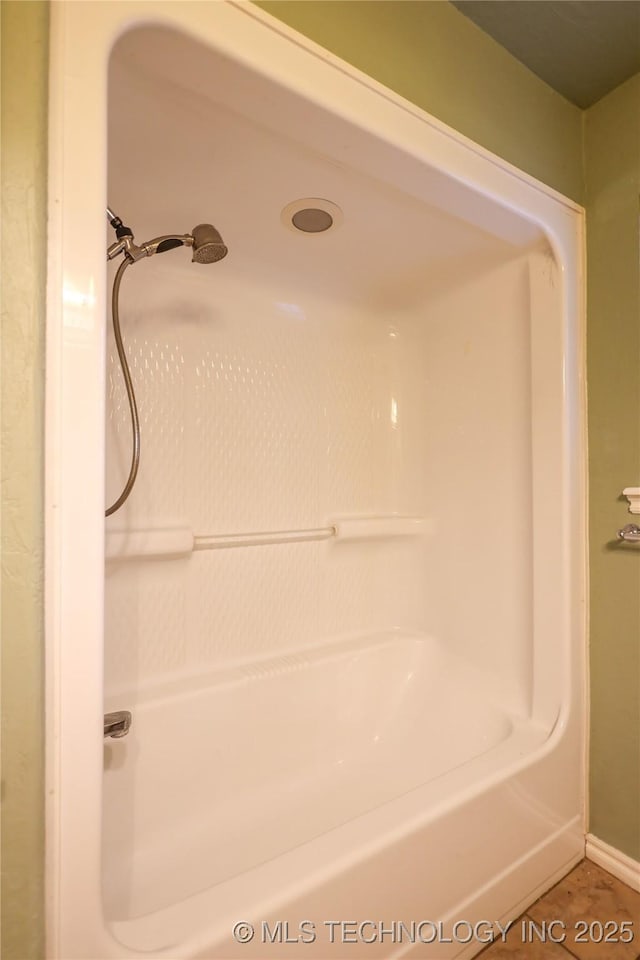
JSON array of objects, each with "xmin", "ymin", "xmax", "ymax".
[{"xmin": 586, "ymin": 834, "xmax": 640, "ymax": 891}]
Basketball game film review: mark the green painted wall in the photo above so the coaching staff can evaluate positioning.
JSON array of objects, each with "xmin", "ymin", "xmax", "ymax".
[
  {"xmin": 257, "ymin": 1, "xmax": 584, "ymax": 202},
  {"xmin": 1, "ymin": 2, "xmax": 49, "ymax": 958},
  {"xmin": 0, "ymin": 2, "xmax": 638, "ymax": 957},
  {"xmin": 585, "ymin": 72, "xmax": 640, "ymax": 862}
]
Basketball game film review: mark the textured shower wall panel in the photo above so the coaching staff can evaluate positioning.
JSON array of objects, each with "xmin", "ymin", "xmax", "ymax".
[
  {"xmin": 106, "ymin": 319, "xmax": 187, "ymax": 526},
  {"xmin": 104, "ymin": 559, "xmax": 189, "ymax": 688},
  {"xmin": 106, "ymin": 267, "xmax": 395, "ymax": 527},
  {"xmin": 104, "ymin": 541, "xmax": 406, "ymax": 702},
  {"xmin": 105, "ymin": 45, "xmax": 540, "ymax": 701},
  {"xmin": 187, "ymin": 291, "xmax": 322, "ymax": 533},
  {"xmin": 104, "ymin": 269, "xmax": 399, "ymax": 697},
  {"xmin": 103, "ymin": 253, "xmax": 537, "ymax": 698},
  {"xmin": 186, "ymin": 286, "xmax": 395, "ymax": 532}
]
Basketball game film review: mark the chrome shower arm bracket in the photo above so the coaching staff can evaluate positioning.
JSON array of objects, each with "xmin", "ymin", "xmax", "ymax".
[
  {"xmin": 107, "ymin": 232, "xmax": 195, "ymax": 263},
  {"xmin": 107, "ymin": 236, "xmax": 132, "ymax": 260},
  {"xmin": 107, "ymin": 234, "xmax": 147, "ymax": 263}
]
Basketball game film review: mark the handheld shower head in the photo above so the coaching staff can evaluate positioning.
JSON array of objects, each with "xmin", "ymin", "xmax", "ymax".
[
  {"xmin": 190, "ymin": 223, "xmax": 228, "ymax": 264},
  {"xmin": 142, "ymin": 235, "xmax": 192, "ymax": 257},
  {"xmin": 104, "ymin": 208, "xmax": 229, "ymax": 518},
  {"xmin": 106, "ymin": 209, "xmax": 228, "ymax": 266}
]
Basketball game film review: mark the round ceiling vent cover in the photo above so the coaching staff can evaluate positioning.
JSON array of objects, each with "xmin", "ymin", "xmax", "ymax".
[{"xmin": 281, "ymin": 198, "xmax": 343, "ymax": 234}]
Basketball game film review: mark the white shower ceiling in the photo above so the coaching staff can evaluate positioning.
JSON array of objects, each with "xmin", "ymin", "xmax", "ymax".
[{"xmin": 451, "ymin": 0, "xmax": 640, "ymax": 108}]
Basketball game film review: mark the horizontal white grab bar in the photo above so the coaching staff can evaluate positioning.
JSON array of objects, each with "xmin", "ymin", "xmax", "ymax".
[
  {"xmin": 106, "ymin": 516, "xmax": 427, "ymax": 559},
  {"xmin": 193, "ymin": 527, "xmax": 335, "ymax": 549},
  {"xmin": 105, "ymin": 527, "xmax": 194, "ymax": 560},
  {"xmin": 333, "ymin": 516, "xmax": 427, "ymax": 540}
]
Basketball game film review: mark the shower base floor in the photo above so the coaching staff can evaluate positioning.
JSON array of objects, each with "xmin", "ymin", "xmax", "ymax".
[{"xmin": 103, "ymin": 632, "xmax": 542, "ymax": 925}]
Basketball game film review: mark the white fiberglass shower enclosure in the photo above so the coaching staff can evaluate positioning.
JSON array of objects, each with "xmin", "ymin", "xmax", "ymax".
[{"xmin": 46, "ymin": 3, "xmax": 586, "ymax": 958}]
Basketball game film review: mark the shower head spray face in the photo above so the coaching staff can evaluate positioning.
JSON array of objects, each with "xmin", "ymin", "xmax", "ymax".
[{"xmin": 190, "ymin": 223, "xmax": 228, "ymax": 264}]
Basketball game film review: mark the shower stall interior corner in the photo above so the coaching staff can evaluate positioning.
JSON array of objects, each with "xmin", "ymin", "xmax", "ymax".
[{"xmin": 46, "ymin": 3, "xmax": 587, "ymax": 959}]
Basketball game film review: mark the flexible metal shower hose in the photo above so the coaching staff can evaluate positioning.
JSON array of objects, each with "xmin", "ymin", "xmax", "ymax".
[{"xmin": 106, "ymin": 257, "xmax": 140, "ymax": 517}]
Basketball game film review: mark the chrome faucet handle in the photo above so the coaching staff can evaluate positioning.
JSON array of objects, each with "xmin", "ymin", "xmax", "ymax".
[
  {"xmin": 104, "ymin": 710, "xmax": 132, "ymax": 739},
  {"xmin": 617, "ymin": 523, "xmax": 640, "ymax": 543}
]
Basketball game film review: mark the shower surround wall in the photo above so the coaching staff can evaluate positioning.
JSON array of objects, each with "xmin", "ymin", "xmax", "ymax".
[
  {"xmin": 105, "ymin": 42, "xmax": 545, "ymax": 705},
  {"xmin": 46, "ymin": 4, "xmax": 585, "ymax": 958},
  {"xmin": 106, "ymin": 79, "xmax": 522, "ymax": 690}
]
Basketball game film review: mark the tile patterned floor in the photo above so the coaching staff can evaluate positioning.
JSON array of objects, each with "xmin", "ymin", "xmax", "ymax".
[{"xmin": 477, "ymin": 860, "xmax": 640, "ymax": 960}]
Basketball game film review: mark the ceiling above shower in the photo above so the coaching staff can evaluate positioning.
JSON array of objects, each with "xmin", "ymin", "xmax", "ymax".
[{"xmin": 451, "ymin": 0, "xmax": 640, "ymax": 107}]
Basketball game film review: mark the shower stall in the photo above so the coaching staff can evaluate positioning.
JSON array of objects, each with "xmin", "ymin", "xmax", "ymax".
[{"xmin": 46, "ymin": 3, "xmax": 586, "ymax": 958}]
